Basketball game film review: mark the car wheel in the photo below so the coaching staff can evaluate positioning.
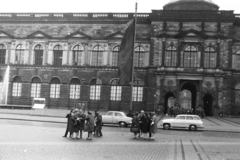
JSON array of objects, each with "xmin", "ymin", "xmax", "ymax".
[
  {"xmin": 163, "ymin": 123, "xmax": 170, "ymax": 130},
  {"xmin": 119, "ymin": 122, "xmax": 127, "ymax": 127},
  {"xmin": 189, "ymin": 125, "xmax": 197, "ymax": 131}
]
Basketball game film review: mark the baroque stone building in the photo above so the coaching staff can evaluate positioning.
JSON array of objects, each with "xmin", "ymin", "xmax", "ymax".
[{"xmin": 0, "ymin": 0, "xmax": 240, "ymax": 115}]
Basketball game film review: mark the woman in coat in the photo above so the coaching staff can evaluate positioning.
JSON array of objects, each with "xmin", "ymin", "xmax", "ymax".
[
  {"xmin": 130, "ymin": 112, "xmax": 140, "ymax": 139},
  {"xmin": 140, "ymin": 112, "xmax": 150, "ymax": 140},
  {"xmin": 77, "ymin": 110, "xmax": 86, "ymax": 139},
  {"xmin": 150, "ymin": 112, "xmax": 158, "ymax": 140},
  {"xmin": 69, "ymin": 109, "xmax": 80, "ymax": 139},
  {"xmin": 63, "ymin": 109, "xmax": 74, "ymax": 138},
  {"xmin": 85, "ymin": 111, "xmax": 95, "ymax": 140}
]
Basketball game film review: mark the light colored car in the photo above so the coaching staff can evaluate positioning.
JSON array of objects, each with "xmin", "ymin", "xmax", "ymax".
[
  {"xmin": 159, "ymin": 114, "xmax": 204, "ymax": 131},
  {"xmin": 102, "ymin": 111, "xmax": 132, "ymax": 127}
]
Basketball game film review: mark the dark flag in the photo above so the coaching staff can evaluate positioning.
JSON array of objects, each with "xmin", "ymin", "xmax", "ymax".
[{"xmin": 118, "ymin": 18, "xmax": 135, "ymax": 85}]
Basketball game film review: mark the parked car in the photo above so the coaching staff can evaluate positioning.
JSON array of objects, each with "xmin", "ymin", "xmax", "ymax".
[
  {"xmin": 159, "ymin": 114, "xmax": 204, "ymax": 131},
  {"xmin": 102, "ymin": 111, "xmax": 132, "ymax": 127}
]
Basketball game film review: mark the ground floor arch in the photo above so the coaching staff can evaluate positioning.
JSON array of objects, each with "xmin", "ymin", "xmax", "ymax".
[{"xmin": 164, "ymin": 92, "xmax": 175, "ymax": 114}]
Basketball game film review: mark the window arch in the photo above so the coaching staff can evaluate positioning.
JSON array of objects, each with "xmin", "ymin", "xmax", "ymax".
[
  {"xmin": 132, "ymin": 79, "xmax": 144, "ymax": 102},
  {"xmin": 15, "ymin": 44, "xmax": 24, "ymax": 64},
  {"xmin": 90, "ymin": 78, "xmax": 102, "ymax": 100},
  {"xmin": 31, "ymin": 77, "xmax": 41, "ymax": 98},
  {"xmin": 70, "ymin": 78, "xmax": 81, "ymax": 99},
  {"xmin": 204, "ymin": 46, "xmax": 216, "ymax": 68},
  {"xmin": 12, "ymin": 76, "xmax": 22, "ymax": 97},
  {"xmin": 110, "ymin": 79, "xmax": 122, "ymax": 101},
  {"xmin": 0, "ymin": 44, "xmax": 6, "ymax": 64},
  {"xmin": 73, "ymin": 45, "xmax": 84, "ymax": 66},
  {"xmin": 34, "ymin": 44, "xmax": 43, "ymax": 65},
  {"xmin": 134, "ymin": 46, "xmax": 145, "ymax": 67},
  {"xmin": 50, "ymin": 77, "xmax": 61, "ymax": 98},
  {"xmin": 165, "ymin": 45, "xmax": 177, "ymax": 67},
  {"xmin": 53, "ymin": 45, "xmax": 63, "ymax": 66},
  {"xmin": 182, "ymin": 45, "xmax": 199, "ymax": 68},
  {"xmin": 112, "ymin": 45, "xmax": 120, "ymax": 67},
  {"xmin": 92, "ymin": 45, "xmax": 103, "ymax": 66}
]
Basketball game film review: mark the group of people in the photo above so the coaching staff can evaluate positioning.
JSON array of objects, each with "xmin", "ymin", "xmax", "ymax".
[
  {"xmin": 63, "ymin": 109, "xmax": 103, "ymax": 140},
  {"xmin": 130, "ymin": 110, "xmax": 158, "ymax": 140}
]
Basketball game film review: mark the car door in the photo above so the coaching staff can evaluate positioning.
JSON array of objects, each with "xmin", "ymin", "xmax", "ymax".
[
  {"xmin": 173, "ymin": 115, "xmax": 186, "ymax": 128},
  {"xmin": 185, "ymin": 116, "xmax": 194, "ymax": 127},
  {"xmin": 103, "ymin": 112, "xmax": 114, "ymax": 124},
  {"xmin": 113, "ymin": 112, "xmax": 123, "ymax": 123}
]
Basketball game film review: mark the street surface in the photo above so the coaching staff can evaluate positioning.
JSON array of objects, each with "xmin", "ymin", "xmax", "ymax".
[{"xmin": 0, "ymin": 119, "xmax": 240, "ymax": 160}]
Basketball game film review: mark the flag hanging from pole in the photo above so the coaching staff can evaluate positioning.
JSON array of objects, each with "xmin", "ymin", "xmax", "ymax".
[{"xmin": 118, "ymin": 18, "xmax": 135, "ymax": 85}]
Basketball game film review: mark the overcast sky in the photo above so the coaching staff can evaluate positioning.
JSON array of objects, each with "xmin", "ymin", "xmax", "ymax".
[{"xmin": 1, "ymin": 0, "xmax": 240, "ymax": 14}]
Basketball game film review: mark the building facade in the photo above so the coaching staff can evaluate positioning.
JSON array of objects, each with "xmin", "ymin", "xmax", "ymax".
[{"xmin": 1, "ymin": 0, "xmax": 240, "ymax": 115}]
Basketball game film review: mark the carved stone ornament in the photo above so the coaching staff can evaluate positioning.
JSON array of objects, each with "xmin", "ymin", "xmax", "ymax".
[
  {"xmin": 205, "ymin": 81, "xmax": 212, "ymax": 88},
  {"xmin": 163, "ymin": 80, "xmax": 176, "ymax": 92}
]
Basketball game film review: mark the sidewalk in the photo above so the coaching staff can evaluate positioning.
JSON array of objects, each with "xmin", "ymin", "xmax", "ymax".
[{"xmin": 1, "ymin": 108, "xmax": 240, "ymax": 133}]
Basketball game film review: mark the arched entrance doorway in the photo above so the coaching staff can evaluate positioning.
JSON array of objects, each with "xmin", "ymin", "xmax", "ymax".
[
  {"xmin": 180, "ymin": 82, "xmax": 197, "ymax": 112},
  {"xmin": 164, "ymin": 92, "xmax": 175, "ymax": 114},
  {"xmin": 203, "ymin": 94, "xmax": 213, "ymax": 116}
]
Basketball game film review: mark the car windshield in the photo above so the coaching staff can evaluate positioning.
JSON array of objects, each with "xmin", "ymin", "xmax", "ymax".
[
  {"xmin": 107, "ymin": 112, "xmax": 113, "ymax": 116},
  {"xmin": 186, "ymin": 116, "xmax": 193, "ymax": 120},
  {"xmin": 115, "ymin": 113, "xmax": 123, "ymax": 116},
  {"xmin": 193, "ymin": 116, "xmax": 200, "ymax": 120}
]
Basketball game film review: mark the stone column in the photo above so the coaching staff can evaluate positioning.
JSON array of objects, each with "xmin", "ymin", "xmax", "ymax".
[
  {"xmin": 160, "ymin": 76, "xmax": 164, "ymax": 103},
  {"xmin": 199, "ymin": 80, "xmax": 203, "ymax": 105},
  {"xmin": 7, "ymin": 42, "xmax": 11, "ymax": 64},
  {"xmin": 44, "ymin": 43, "xmax": 49, "ymax": 65},
  {"xmin": 200, "ymin": 42, "xmax": 204, "ymax": 68},
  {"xmin": 215, "ymin": 78, "xmax": 220, "ymax": 107},
  {"xmin": 176, "ymin": 79, "xmax": 180, "ymax": 102},
  {"xmin": 28, "ymin": 42, "xmax": 33, "ymax": 65},
  {"xmin": 216, "ymin": 39, "xmax": 220, "ymax": 68},
  {"xmin": 177, "ymin": 42, "xmax": 181, "ymax": 67},
  {"xmin": 161, "ymin": 38, "xmax": 166, "ymax": 67}
]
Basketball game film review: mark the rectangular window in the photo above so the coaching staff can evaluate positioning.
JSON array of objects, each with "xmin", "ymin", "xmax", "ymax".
[
  {"xmin": 50, "ymin": 84, "xmax": 60, "ymax": 98},
  {"xmin": 90, "ymin": 85, "xmax": 101, "ymax": 100},
  {"xmin": 112, "ymin": 52, "xmax": 118, "ymax": 66},
  {"xmin": 15, "ymin": 50, "xmax": 24, "ymax": 64},
  {"xmin": 12, "ymin": 83, "xmax": 22, "ymax": 97},
  {"xmin": 53, "ymin": 51, "xmax": 62, "ymax": 66},
  {"xmin": 35, "ymin": 50, "xmax": 43, "ymax": 65},
  {"xmin": 110, "ymin": 86, "xmax": 122, "ymax": 101},
  {"xmin": 69, "ymin": 85, "xmax": 81, "ymax": 99},
  {"xmin": 132, "ymin": 87, "xmax": 143, "ymax": 102},
  {"xmin": 166, "ymin": 51, "xmax": 177, "ymax": 67},
  {"xmin": 74, "ymin": 51, "xmax": 83, "ymax": 66},
  {"xmin": 31, "ymin": 83, "xmax": 41, "ymax": 98},
  {"xmin": 0, "ymin": 49, "xmax": 6, "ymax": 64}
]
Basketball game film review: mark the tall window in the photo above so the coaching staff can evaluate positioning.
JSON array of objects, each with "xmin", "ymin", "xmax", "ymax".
[
  {"xmin": 235, "ymin": 83, "xmax": 240, "ymax": 106},
  {"xmin": 12, "ymin": 76, "xmax": 22, "ymax": 97},
  {"xmin": 90, "ymin": 78, "xmax": 101, "ymax": 100},
  {"xmin": 134, "ymin": 46, "xmax": 145, "ymax": 67},
  {"xmin": 165, "ymin": 45, "xmax": 177, "ymax": 67},
  {"xmin": 182, "ymin": 45, "xmax": 199, "ymax": 67},
  {"xmin": 0, "ymin": 44, "xmax": 6, "ymax": 64},
  {"xmin": 69, "ymin": 78, "xmax": 81, "ymax": 99},
  {"xmin": 110, "ymin": 79, "xmax": 122, "ymax": 101},
  {"xmin": 204, "ymin": 47, "xmax": 216, "ymax": 68},
  {"xmin": 15, "ymin": 44, "xmax": 24, "ymax": 64},
  {"xmin": 73, "ymin": 45, "xmax": 84, "ymax": 66},
  {"xmin": 34, "ymin": 44, "xmax": 43, "ymax": 65},
  {"xmin": 112, "ymin": 46, "xmax": 120, "ymax": 66},
  {"xmin": 132, "ymin": 79, "xmax": 144, "ymax": 102},
  {"xmin": 53, "ymin": 45, "xmax": 63, "ymax": 66},
  {"xmin": 92, "ymin": 45, "xmax": 103, "ymax": 66},
  {"xmin": 50, "ymin": 77, "xmax": 61, "ymax": 98},
  {"xmin": 31, "ymin": 77, "xmax": 41, "ymax": 98}
]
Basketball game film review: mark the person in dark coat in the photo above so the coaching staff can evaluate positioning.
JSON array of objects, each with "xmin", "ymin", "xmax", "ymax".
[
  {"xmin": 95, "ymin": 111, "xmax": 103, "ymax": 137},
  {"xmin": 150, "ymin": 112, "xmax": 158, "ymax": 140},
  {"xmin": 77, "ymin": 110, "xmax": 86, "ymax": 139},
  {"xmin": 138, "ymin": 110, "xmax": 145, "ymax": 137},
  {"xmin": 63, "ymin": 109, "xmax": 74, "ymax": 138},
  {"xmin": 146, "ymin": 113, "xmax": 152, "ymax": 139},
  {"xmin": 85, "ymin": 111, "xmax": 95, "ymax": 140},
  {"xmin": 67, "ymin": 109, "xmax": 79, "ymax": 139},
  {"xmin": 140, "ymin": 112, "xmax": 150, "ymax": 140},
  {"xmin": 130, "ymin": 112, "xmax": 140, "ymax": 139}
]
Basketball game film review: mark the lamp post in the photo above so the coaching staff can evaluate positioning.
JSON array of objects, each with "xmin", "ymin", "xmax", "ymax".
[{"xmin": 80, "ymin": 78, "xmax": 86, "ymax": 110}]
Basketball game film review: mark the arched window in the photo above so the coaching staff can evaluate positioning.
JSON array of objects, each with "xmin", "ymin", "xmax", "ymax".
[
  {"xmin": 70, "ymin": 78, "xmax": 81, "ymax": 99},
  {"xmin": 15, "ymin": 44, "xmax": 24, "ymax": 64},
  {"xmin": 90, "ymin": 78, "xmax": 102, "ymax": 100},
  {"xmin": 0, "ymin": 44, "xmax": 6, "ymax": 64},
  {"xmin": 50, "ymin": 77, "xmax": 61, "ymax": 98},
  {"xmin": 132, "ymin": 79, "xmax": 144, "ymax": 102},
  {"xmin": 204, "ymin": 47, "xmax": 216, "ymax": 68},
  {"xmin": 182, "ymin": 45, "xmax": 199, "ymax": 67},
  {"xmin": 165, "ymin": 45, "xmax": 177, "ymax": 67},
  {"xmin": 34, "ymin": 44, "xmax": 43, "ymax": 65},
  {"xmin": 31, "ymin": 77, "xmax": 41, "ymax": 98},
  {"xmin": 110, "ymin": 79, "xmax": 122, "ymax": 101},
  {"xmin": 53, "ymin": 45, "xmax": 63, "ymax": 66},
  {"xmin": 92, "ymin": 45, "xmax": 103, "ymax": 66},
  {"xmin": 73, "ymin": 45, "xmax": 84, "ymax": 66},
  {"xmin": 134, "ymin": 46, "xmax": 145, "ymax": 67},
  {"xmin": 12, "ymin": 76, "xmax": 22, "ymax": 97},
  {"xmin": 112, "ymin": 46, "xmax": 120, "ymax": 66}
]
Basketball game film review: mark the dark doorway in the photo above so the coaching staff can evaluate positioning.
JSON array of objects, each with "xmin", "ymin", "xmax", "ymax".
[
  {"xmin": 203, "ymin": 94, "xmax": 213, "ymax": 116},
  {"xmin": 164, "ymin": 92, "xmax": 175, "ymax": 114},
  {"xmin": 181, "ymin": 82, "xmax": 197, "ymax": 112}
]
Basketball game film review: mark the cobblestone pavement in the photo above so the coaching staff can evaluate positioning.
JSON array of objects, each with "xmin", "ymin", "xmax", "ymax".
[{"xmin": 0, "ymin": 119, "xmax": 240, "ymax": 160}]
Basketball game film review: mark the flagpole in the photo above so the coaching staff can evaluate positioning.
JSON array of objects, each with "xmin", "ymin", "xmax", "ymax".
[{"xmin": 130, "ymin": 2, "xmax": 137, "ymax": 111}]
